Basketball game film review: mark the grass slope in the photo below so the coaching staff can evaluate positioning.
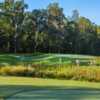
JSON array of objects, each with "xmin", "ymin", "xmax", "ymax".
[
  {"xmin": 0, "ymin": 76, "xmax": 100, "ymax": 100},
  {"xmin": 0, "ymin": 53, "xmax": 98, "ymax": 66}
]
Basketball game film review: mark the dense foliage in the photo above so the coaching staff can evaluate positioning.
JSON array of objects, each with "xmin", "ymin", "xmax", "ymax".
[
  {"xmin": 0, "ymin": 65, "xmax": 100, "ymax": 82},
  {"xmin": 0, "ymin": 0, "xmax": 100, "ymax": 55}
]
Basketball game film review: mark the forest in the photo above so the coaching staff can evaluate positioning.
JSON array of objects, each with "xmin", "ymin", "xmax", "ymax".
[{"xmin": 0, "ymin": 0, "xmax": 100, "ymax": 55}]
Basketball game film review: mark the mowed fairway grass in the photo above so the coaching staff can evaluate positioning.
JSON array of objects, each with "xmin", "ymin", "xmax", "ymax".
[
  {"xmin": 0, "ymin": 53, "xmax": 99, "ymax": 65},
  {"xmin": 0, "ymin": 76, "xmax": 100, "ymax": 100}
]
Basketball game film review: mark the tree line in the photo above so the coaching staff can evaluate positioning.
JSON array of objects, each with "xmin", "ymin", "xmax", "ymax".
[{"xmin": 0, "ymin": 0, "xmax": 100, "ymax": 55}]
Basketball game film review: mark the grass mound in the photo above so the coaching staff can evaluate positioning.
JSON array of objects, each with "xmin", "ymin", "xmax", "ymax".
[{"xmin": 0, "ymin": 53, "xmax": 99, "ymax": 66}]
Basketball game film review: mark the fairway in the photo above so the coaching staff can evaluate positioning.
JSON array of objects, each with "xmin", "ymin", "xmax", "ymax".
[
  {"xmin": 0, "ymin": 53, "xmax": 99, "ymax": 66},
  {"xmin": 0, "ymin": 76, "xmax": 100, "ymax": 100},
  {"xmin": 6, "ymin": 88, "xmax": 100, "ymax": 100}
]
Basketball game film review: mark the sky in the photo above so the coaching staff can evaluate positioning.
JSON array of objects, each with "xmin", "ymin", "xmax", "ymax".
[{"xmin": 0, "ymin": 0, "xmax": 100, "ymax": 25}]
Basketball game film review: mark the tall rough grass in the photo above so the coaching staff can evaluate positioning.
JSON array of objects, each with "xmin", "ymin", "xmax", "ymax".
[
  {"xmin": 0, "ymin": 65, "xmax": 100, "ymax": 82},
  {"xmin": 0, "ymin": 66, "xmax": 34, "ymax": 76}
]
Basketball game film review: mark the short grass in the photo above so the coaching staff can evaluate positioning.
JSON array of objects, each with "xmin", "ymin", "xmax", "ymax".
[
  {"xmin": 0, "ymin": 53, "xmax": 99, "ymax": 66},
  {"xmin": 0, "ymin": 76, "xmax": 100, "ymax": 100}
]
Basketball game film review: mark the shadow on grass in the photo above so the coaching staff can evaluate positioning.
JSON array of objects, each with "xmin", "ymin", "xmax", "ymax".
[
  {"xmin": 0, "ymin": 85, "xmax": 100, "ymax": 100},
  {"xmin": 0, "ymin": 54, "xmax": 50, "ymax": 66}
]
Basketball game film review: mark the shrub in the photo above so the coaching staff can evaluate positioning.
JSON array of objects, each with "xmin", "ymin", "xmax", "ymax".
[
  {"xmin": 32, "ymin": 65, "xmax": 100, "ymax": 82},
  {"xmin": 0, "ymin": 66, "xmax": 35, "ymax": 76},
  {"xmin": 0, "ymin": 65, "xmax": 100, "ymax": 82}
]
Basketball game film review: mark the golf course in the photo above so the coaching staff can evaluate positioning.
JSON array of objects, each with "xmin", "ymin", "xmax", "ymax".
[
  {"xmin": 0, "ymin": 53, "xmax": 99, "ymax": 66},
  {"xmin": 0, "ymin": 0, "xmax": 100, "ymax": 99},
  {"xmin": 0, "ymin": 54, "xmax": 100, "ymax": 100},
  {"xmin": 0, "ymin": 76, "xmax": 100, "ymax": 100}
]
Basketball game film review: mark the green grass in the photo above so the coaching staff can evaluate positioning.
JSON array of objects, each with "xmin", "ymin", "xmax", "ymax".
[
  {"xmin": 0, "ymin": 54, "xmax": 100, "ymax": 99},
  {"xmin": 0, "ymin": 53, "xmax": 99, "ymax": 66},
  {"xmin": 0, "ymin": 76, "xmax": 100, "ymax": 100},
  {"xmin": 1, "ymin": 76, "xmax": 100, "ymax": 88}
]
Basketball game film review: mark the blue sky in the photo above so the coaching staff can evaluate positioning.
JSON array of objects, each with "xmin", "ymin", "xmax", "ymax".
[
  {"xmin": 25, "ymin": 0, "xmax": 100, "ymax": 25},
  {"xmin": 0, "ymin": 0, "xmax": 100, "ymax": 25}
]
